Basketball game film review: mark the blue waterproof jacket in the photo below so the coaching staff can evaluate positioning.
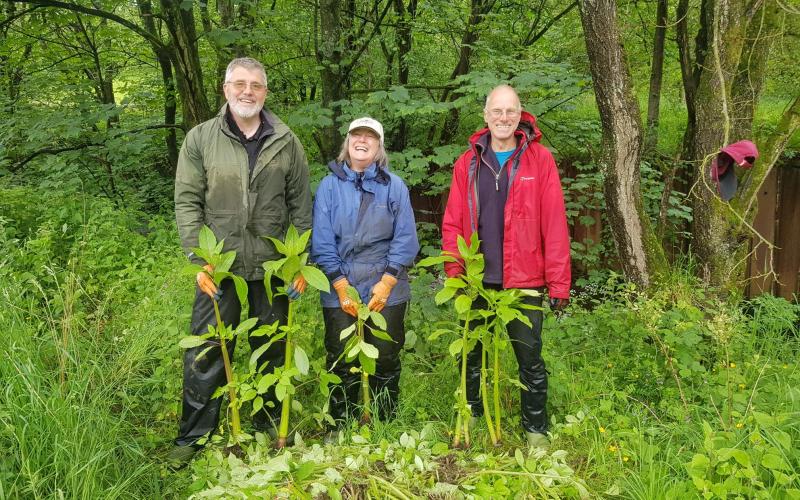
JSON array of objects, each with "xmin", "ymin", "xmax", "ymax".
[{"xmin": 312, "ymin": 161, "xmax": 419, "ymax": 308}]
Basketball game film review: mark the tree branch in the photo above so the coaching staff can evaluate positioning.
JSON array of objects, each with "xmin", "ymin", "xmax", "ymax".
[{"xmin": 8, "ymin": 0, "xmax": 165, "ymax": 48}]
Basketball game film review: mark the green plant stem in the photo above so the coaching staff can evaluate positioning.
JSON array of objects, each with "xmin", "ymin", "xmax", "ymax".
[
  {"xmin": 213, "ymin": 298, "xmax": 241, "ymax": 441},
  {"xmin": 277, "ymin": 300, "xmax": 295, "ymax": 448},
  {"xmin": 481, "ymin": 345, "xmax": 499, "ymax": 445},
  {"xmin": 358, "ymin": 320, "xmax": 371, "ymax": 424},
  {"xmin": 456, "ymin": 309, "xmax": 471, "ymax": 448},
  {"xmin": 493, "ymin": 325, "xmax": 502, "ymax": 440}
]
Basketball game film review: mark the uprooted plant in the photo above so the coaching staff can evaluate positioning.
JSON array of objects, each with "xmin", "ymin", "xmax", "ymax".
[
  {"xmin": 419, "ymin": 233, "xmax": 538, "ymax": 447},
  {"xmin": 336, "ymin": 285, "xmax": 395, "ymax": 425},
  {"xmin": 261, "ymin": 225, "xmax": 330, "ymax": 448},
  {"xmin": 179, "ymin": 226, "xmax": 252, "ymax": 445}
]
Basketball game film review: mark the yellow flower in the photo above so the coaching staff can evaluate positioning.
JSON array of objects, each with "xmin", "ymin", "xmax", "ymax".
[
  {"xmin": 736, "ymin": 422, "xmax": 743, "ymax": 429},
  {"xmin": 783, "ymin": 364, "xmax": 789, "ymax": 369},
  {"xmin": 623, "ymin": 456, "xmax": 630, "ymax": 462},
  {"xmin": 599, "ymin": 426, "xmax": 606, "ymax": 434},
  {"xmin": 729, "ymin": 362, "xmax": 736, "ymax": 368},
  {"xmin": 607, "ymin": 363, "xmax": 614, "ymax": 368},
  {"xmin": 608, "ymin": 445, "xmax": 618, "ymax": 452},
  {"xmin": 738, "ymin": 384, "xmax": 745, "ymax": 390}
]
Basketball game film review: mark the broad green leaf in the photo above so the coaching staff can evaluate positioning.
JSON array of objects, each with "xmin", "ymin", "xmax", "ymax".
[
  {"xmin": 428, "ymin": 328, "xmax": 451, "ymax": 341},
  {"xmin": 417, "ymin": 255, "xmax": 456, "ymax": 267},
  {"xmin": 347, "ymin": 343, "xmax": 361, "ymax": 360},
  {"xmin": 761, "ymin": 453, "xmax": 789, "ymax": 471},
  {"xmin": 448, "ymin": 338, "xmax": 463, "ymax": 357},
  {"xmin": 282, "ymin": 255, "xmax": 301, "ymax": 282},
  {"xmin": 199, "ymin": 226, "xmax": 216, "ymax": 252},
  {"xmin": 266, "ymin": 236, "xmax": 289, "ymax": 256},
  {"xmin": 360, "ymin": 341, "xmax": 379, "ymax": 359},
  {"xmin": 232, "ymin": 275, "xmax": 249, "ymax": 307},
  {"xmin": 194, "ymin": 345, "xmax": 215, "ymax": 363},
  {"xmin": 294, "ymin": 346, "xmax": 310, "ymax": 376},
  {"xmin": 250, "ymin": 342, "xmax": 274, "ymax": 372},
  {"xmin": 297, "ymin": 228, "xmax": 312, "ymax": 254},
  {"xmin": 275, "ymin": 382, "xmax": 287, "ymax": 401},
  {"xmin": 235, "ymin": 317, "xmax": 259, "ymax": 336},
  {"xmin": 370, "ymin": 329, "xmax": 393, "ymax": 342},
  {"xmin": 179, "ymin": 336, "xmax": 207, "ymax": 349},
  {"xmin": 301, "ymin": 265, "xmax": 330, "ymax": 292},
  {"xmin": 369, "ymin": 311, "xmax": 387, "ymax": 330},
  {"xmin": 257, "ymin": 373, "xmax": 278, "ymax": 393},
  {"xmin": 250, "ymin": 321, "xmax": 279, "ymax": 338},
  {"xmin": 456, "ymin": 235, "xmax": 471, "ymax": 258},
  {"xmin": 216, "ymin": 251, "xmax": 236, "ymax": 274},
  {"xmin": 444, "ymin": 277, "xmax": 466, "ymax": 289},
  {"xmin": 359, "ymin": 352, "xmax": 376, "ymax": 375},
  {"xmin": 251, "ymin": 396, "xmax": 263, "ymax": 415},
  {"xmin": 346, "ymin": 286, "xmax": 362, "ymax": 303},
  {"xmin": 454, "ymin": 294, "xmax": 472, "ymax": 315},
  {"xmin": 358, "ymin": 305, "xmax": 370, "ymax": 321},
  {"xmin": 339, "ymin": 323, "xmax": 357, "ymax": 340},
  {"xmin": 435, "ymin": 286, "xmax": 456, "ymax": 305}
]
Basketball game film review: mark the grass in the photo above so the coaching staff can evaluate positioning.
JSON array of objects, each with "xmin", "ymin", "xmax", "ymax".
[{"xmin": 1, "ymin": 184, "xmax": 799, "ymax": 498}]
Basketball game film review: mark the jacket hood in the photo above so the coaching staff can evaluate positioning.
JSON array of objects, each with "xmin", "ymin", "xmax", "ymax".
[
  {"xmin": 327, "ymin": 160, "xmax": 389, "ymax": 185},
  {"xmin": 468, "ymin": 110, "xmax": 542, "ymax": 149}
]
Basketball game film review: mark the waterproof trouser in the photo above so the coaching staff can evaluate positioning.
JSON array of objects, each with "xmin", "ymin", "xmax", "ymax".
[
  {"xmin": 322, "ymin": 303, "xmax": 407, "ymax": 426},
  {"xmin": 465, "ymin": 289, "xmax": 547, "ymax": 433},
  {"xmin": 175, "ymin": 278, "xmax": 288, "ymax": 447}
]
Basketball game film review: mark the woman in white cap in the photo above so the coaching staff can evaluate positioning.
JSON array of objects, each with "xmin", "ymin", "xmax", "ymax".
[{"xmin": 311, "ymin": 117, "xmax": 419, "ymax": 433}]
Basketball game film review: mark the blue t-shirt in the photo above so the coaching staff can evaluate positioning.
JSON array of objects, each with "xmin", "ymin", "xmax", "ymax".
[{"xmin": 494, "ymin": 150, "xmax": 514, "ymax": 166}]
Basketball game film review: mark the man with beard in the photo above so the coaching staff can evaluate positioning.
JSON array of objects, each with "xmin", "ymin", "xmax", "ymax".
[{"xmin": 169, "ymin": 57, "xmax": 312, "ymax": 466}]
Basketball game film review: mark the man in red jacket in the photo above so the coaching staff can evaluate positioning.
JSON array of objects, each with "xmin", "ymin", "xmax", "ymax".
[{"xmin": 441, "ymin": 84, "xmax": 571, "ymax": 448}]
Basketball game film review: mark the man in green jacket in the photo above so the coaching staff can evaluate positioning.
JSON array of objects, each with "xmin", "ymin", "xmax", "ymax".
[{"xmin": 169, "ymin": 57, "xmax": 312, "ymax": 466}]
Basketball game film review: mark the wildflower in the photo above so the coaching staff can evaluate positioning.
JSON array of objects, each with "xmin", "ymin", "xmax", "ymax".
[
  {"xmin": 623, "ymin": 456, "xmax": 629, "ymax": 462},
  {"xmin": 729, "ymin": 362, "xmax": 736, "ymax": 368},
  {"xmin": 607, "ymin": 363, "xmax": 613, "ymax": 368},
  {"xmin": 738, "ymin": 384, "xmax": 745, "ymax": 390},
  {"xmin": 736, "ymin": 422, "xmax": 743, "ymax": 429},
  {"xmin": 608, "ymin": 445, "xmax": 618, "ymax": 452},
  {"xmin": 599, "ymin": 426, "xmax": 606, "ymax": 434},
  {"xmin": 783, "ymin": 364, "xmax": 788, "ymax": 369}
]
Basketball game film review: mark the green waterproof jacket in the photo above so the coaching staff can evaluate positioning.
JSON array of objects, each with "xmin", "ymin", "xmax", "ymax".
[{"xmin": 175, "ymin": 105, "xmax": 312, "ymax": 280}]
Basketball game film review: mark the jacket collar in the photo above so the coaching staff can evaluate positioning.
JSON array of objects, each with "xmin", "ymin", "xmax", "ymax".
[{"xmin": 327, "ymin": 161, "xmax": 389, "ymax": 185}]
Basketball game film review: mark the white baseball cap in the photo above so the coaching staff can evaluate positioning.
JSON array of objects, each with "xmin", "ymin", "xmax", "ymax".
[{"xmin": 348, "ymin": 117, "xmax": 384, "ymax": 144}]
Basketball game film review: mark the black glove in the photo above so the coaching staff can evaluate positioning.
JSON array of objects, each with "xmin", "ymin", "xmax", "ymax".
[{"xmin": 549, "ymin": 297, "xmax": 569, "ymax": 316}]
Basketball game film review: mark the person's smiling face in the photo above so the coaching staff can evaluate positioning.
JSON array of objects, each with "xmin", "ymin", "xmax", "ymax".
[
  {"xmin": 348, "ymin": 128, "xmax": 380, "ymax": 170},
  {"xmin": 223, "ymin": 66, "xmax": 268, "ymax": 119}
]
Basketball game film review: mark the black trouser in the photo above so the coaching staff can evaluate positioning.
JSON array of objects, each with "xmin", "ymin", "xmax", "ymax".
[
  {"xmin": 175, "ymin": 278, "xmax": 288, "ymax": 447},
  {"xmin": 322, "ymin": 303, "xmax": 406, "ymax": 426},
  {"xmin": 465, "ymin": 289, "xmax": 547, "ymax": 433}
]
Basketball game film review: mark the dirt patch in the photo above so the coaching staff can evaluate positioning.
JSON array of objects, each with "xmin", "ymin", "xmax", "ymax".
[{"xmin": 435, "ymin": 454, "xmax": 466, "ymax": 484}]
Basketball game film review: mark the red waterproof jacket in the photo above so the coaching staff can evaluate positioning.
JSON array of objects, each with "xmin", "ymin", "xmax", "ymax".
[{"xmin": 441, "ymin": 111, "xmax": 571, "ymax": 299}]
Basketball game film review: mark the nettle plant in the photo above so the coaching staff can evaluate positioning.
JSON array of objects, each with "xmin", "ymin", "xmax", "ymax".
[
  {"xmin": 419, "ymin": 233, "xmax": 536, "ymax": 448},
  {"xmin": 336, "ymin": 285, "xmax": 395, "ymax": 425},
  {"xmin": 180, "ymin": 226, "xmax": 254, "ymax": 445},
  {"xmin": 260, "ymin": 225, "xmax": 330, "ymax": 448}
]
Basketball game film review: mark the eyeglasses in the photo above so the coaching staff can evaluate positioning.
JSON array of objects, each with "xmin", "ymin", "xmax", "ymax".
[
  {"xmin": 226, "ymin": 80, "xmax": 267, "ymax": 92},
  {"xmin": 487, "ymin": 108, "xmax": 521, "ymax": 119}
]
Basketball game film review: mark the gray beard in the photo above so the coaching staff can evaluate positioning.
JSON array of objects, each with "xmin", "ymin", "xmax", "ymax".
[{"xmin": 228, "ymin": 100, "xmax": 261, "ymax": 119}]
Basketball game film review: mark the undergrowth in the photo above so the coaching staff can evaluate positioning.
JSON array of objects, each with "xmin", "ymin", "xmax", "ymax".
[{"xmin": 1, "ymin": 185, "xmax": 798, "ymax": 499}]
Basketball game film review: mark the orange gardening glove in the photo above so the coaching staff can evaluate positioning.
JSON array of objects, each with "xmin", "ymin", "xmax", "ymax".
[
  {"xmin": 333, "ymin": 278, "xmax": 358, "ymax": 317},
  {"xmin": 367, "ymin": 274, "xmax": 397, "ymax": 312},
  {"xmin": 286, "ymin": 273, "xmax": 307, "ymax": 300},
  {"xmin": 196, "ymin": 264, "xmax": 222, "ymax": 300}
]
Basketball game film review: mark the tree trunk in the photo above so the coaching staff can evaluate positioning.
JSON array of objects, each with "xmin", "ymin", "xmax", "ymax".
[
  {"xmin": 690, "ymin": 0, "xmax": 751, "ymax": 292},
  {"xmin": 159, "ymin": 0, "xmax": 212, "ymax": 128},
  {"xmin": 389, "ymin": 0, "xmax": 416, "ymax": 152},
  {"xmin": 138, "ymin": 0, "xmax": 179, "ymax": 173},
  {"xmin": 644, "ymin": 0, "xmax": 667, "ymax": 153},
  {"xmin": 435, "ymin": 0, "xmax": 495, "ymax": 147},
  {"xmin": 316, "ymin": 0, "xmax": 348, "ymax": 160},
  {"xmin": 579, "ymin": 0, "xmax": 667, "ymax": 289}
]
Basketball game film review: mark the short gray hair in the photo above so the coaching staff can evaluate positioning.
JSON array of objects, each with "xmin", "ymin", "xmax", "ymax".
[
  {"xmin": 225, "ymin": 57, "xmax": 268, "ymax": 87},
  {"xmin": 336, "ymin": 132, "xmax": 389, "ymax": 168},
  {"xmin": 484, "ymin": 84, "xmax": 521, "ymax": 111}
]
